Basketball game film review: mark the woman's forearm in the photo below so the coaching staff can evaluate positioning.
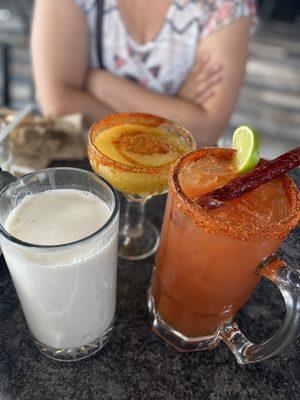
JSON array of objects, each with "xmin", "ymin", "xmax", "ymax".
[
  {"xmin": 37, "ymin": 84, "xmax": 114, "ymax": 125},
  {"xmin": 87, "ymin": 71, "xmax": 226, "ymax": 145},
  {"xmin": 31, "ymin": 0, "xmax": 115, "ymax": 125}
]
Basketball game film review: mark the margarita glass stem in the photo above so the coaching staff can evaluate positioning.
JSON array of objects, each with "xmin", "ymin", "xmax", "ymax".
[
  {"xmin": 119, "ymin": 194, "xmax": 159, "ymax": 261},
  {"xmin": 123, "ymin": 196, "xmax": 146, "ymax": 239}
]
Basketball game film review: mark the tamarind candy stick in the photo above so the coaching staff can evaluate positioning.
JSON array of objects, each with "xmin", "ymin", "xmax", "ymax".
[{"xmin": 196, "ymin": 147, "xmax": 300, "ymax": 210}]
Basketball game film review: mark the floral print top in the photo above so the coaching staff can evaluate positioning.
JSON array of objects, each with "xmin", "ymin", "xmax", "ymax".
[{"xmin": 74, "ymin": 0, "xmax": 256, "ymax": 95}]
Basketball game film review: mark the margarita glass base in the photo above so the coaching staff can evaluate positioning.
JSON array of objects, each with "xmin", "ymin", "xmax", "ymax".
[
  {"xmin": 33, "ymin": 320, "xmax": 114, "ymax": 362},
  {"xmin": 119, "ymin": 219, "xmax": 159, "ymax": 261},
  {"xmin": 148, "ymin": 288, "xmax": 221, "ymax": 352}
]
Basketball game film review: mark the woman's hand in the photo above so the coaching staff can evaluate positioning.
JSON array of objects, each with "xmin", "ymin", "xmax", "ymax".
[{"xmin": 178, "ymin": 52, "xmax": 223, "ymax": 107}]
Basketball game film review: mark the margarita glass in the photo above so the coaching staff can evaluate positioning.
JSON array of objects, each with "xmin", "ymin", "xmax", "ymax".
[
  {"xmin": 149, "ymin": 147, "xmax": 300, "ymax": 364},
  {"xmin": 88, "ymin": 113, "xmax": 195, "ymax": 260}
]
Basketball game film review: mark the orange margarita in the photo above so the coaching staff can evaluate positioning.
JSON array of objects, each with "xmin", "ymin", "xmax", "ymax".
[
  {"xmin": 88, "ymin": 113, "xmax": 195, "ymax": 196},
  {"xmin": 151, "ymin": 148, "xmax": 299, "ymax": 344}
]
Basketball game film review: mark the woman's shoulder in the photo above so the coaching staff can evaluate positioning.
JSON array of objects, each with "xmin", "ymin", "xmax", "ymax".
[
  {"xmin": 191, "ymin": 0, "xmax": 255, "ymax": 14},
  {"xmin": 174, "ymin": 0, "xmax": 255, "ymax": 20},
  {"xmin": 188, "ymin": 0, "xmax": 256, "ymax": 37}
]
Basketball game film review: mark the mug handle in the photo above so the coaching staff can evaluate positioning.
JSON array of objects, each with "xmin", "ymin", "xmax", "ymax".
[{"xmin": 220, "ymin": 253, "xmax": 300, "ymax": 364}]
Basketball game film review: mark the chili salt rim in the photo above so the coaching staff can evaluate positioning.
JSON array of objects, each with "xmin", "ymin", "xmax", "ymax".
[
  {"xmin": 88, "ymin": 112, "xmax": 196, "ymax": 175},
  {"xmin": 169, "ymin": 148, "xmax": 300, "ymax": 241}
]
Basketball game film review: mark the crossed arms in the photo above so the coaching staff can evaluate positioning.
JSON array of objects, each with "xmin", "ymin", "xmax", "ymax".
[{"xmin": 31, "ymin": 0, "xmax": 251, "ymax": 145}]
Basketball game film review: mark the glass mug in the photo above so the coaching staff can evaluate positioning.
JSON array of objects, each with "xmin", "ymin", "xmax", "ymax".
[
  {"xmin": 149, "ymin": 148, "xmax": 300, "ymax": 364},
  {"xmin": 0, "ymin": 168, "xmax": 119, "ymax": 362}
]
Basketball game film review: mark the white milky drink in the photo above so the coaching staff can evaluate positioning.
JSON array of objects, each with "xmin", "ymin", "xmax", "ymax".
[{"xmin": 1, "ymin": 188, "xmax": 118, "ymax": 351}]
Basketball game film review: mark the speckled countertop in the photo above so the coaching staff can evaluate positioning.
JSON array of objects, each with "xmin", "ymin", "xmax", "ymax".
[{"xmin": 0, "ymin": 162, "xmax": 299, "ymax": 400}]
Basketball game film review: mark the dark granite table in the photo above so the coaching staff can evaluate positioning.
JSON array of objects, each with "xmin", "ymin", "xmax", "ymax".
[{"xmin": 0, "ymin": 162, "xmax": 299, "ymax": 400}]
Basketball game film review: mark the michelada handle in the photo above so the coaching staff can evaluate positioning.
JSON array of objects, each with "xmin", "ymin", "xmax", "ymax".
[{"xmin": 220, "ymin": 254, "xmax": 300, "ymax": 364}]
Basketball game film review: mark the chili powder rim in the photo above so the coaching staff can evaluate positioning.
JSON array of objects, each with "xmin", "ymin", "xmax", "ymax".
[
  {"xmin": 88, "ymin": 112, "xmax": 196, "ymax": 175},
  {"xmin": 170, "ymin": 147, "xmax": 300, "ymax": 241}
]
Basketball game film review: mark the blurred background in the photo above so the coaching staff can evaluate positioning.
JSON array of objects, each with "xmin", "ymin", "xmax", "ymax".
[{"xmin": 0, "ymin": 0, "xmax": 299, "ymax": 159}]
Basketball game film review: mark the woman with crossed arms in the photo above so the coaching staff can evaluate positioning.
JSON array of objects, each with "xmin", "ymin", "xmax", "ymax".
[{"xmin": 31, "ymin": 0, "xmax": 255, "ymax": 146}]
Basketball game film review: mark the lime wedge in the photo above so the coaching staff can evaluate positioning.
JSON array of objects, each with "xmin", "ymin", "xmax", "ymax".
[{"xmin": 232, "ymin": 125, "xmax": 260, "ymax": 174}]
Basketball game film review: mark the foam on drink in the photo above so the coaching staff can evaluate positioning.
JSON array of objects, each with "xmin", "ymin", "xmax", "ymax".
[
  {"xmin": 95, "ymin": 123, "xmax": 189, "ymax": 168},
  {"xmin": 5, "ymin": 189, "xmax": 111, "ymax": 245}
]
